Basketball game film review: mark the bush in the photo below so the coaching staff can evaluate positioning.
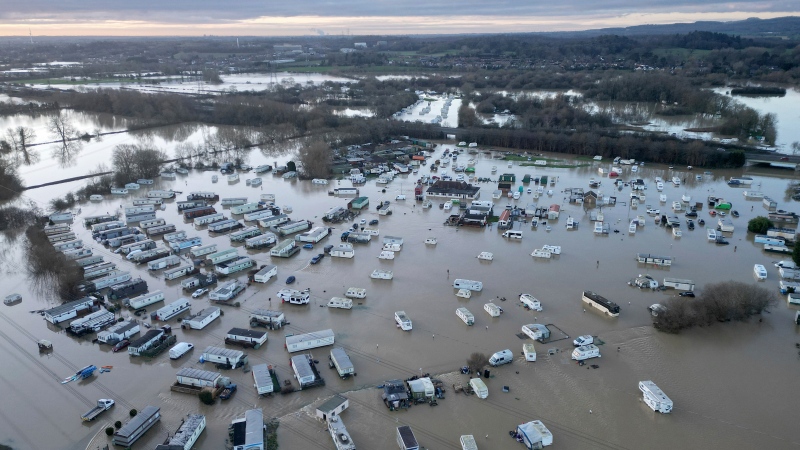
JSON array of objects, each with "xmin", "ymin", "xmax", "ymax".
[
  {"xmin": 114, "ymin": 420, "xmax": 122, "ymax": 429},
  {"xmin": 466, "ymin": 352, "xmax": 489, "ymax": 374},
  {"xmin": 747, "ymin": 216, "xmax": 773, "ymax": 234},
  {"xmin": 105, "ymin": 427, "xmax": 115, "ymax": 436},
  {"xmin": 198, "ymin": 389, "xmax": 215, "ymax": 405},
  {"xmin": 129, "ymin": 409, "xmax": 137, "ymax": 417}
]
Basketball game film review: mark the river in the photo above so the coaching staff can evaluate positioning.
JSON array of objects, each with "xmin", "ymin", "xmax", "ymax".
[{"xmin": 1, "ymin": 141, "xmax": 800, "ymax": 449}]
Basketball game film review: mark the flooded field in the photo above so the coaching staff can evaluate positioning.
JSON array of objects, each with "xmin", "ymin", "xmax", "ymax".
[{"xmin": 2, "ymin": 142, "xmax": 800, "ymax": 450}]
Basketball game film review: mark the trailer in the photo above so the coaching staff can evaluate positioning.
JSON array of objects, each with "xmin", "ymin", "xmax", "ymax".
[
  {"xmin": 453, "ymin": 279, "xmax": 483, "ymax": 292},
  {"xmin": 230, "ymin": 226, "xmax": 262, "ymax": 242},
  {"xmin": 181, "ymin": 307, "xmax": 221, "ymax": 330},
  {"xmin": 456, "ymin": 307, "xmax": 475, "ymax": 325},
  {"xmin": 207, "ymin": 219, "xmax": 243, "ymax": 233},
  {"xmin": 125, "ymin": 212, "xmax": 157, "ymax": 223},
  {"xmin": 252, "ymin": 363, "xmax": 276, "ymax": 395},
  {"xmin": 148, "ymin": 255, "xmax": 181, "ymax": 271},
  {"xmin": 277, "ymin": 288, "xmax": 310, "ymax": 305},
  {"xmin": 175, "ymin": 368, "xmax": 222, "ymax": 390},
  {"xmin": 181, "ymin": 273, "xmax": 218, "ymax": 291},
  {"xmin": 139, "ymin": 217, "xmax": 166, "ymax": 230},
  {"xmin": 79, "ymin": 271, "xmax": 132, "ymax": 292},
  {"xmin": 215, "ymin": 256, "xmax": 254, "ymax": 275},
  {"xmin": 523, "ymin": 342, "xmax": 537, "ymax": 361},
  {"xmin": 209, "ymin": 280, "xmax": 245, "ymax": 302},
  {"xmin": 270, "ymin": 239, "xmax": 300, "ymax": 258},
  {"xmin": 296, "ymin": 226, "xmax": 330, "ymax": 243},
  {"xmin": 639, "ymin": 380, "xmax": 673, "ymax": 413},
  {"xmin": 221, "ymin": 197, "xmax": 248, "ymax": 206},
  {"xmin": 108, "ymin": 278, "xmax": 148, "ymax": 300},
  {"xmin": 249, "ymin": 309, "xmax": 286, "ymax": 329},
  {"xmin": 190, "ymin": 243, "xmax": 217, "ymax": 258},
  {"xmin": 194, "ymin": 213, "xmax": 226, "ymax": 226},
  {"xmin": 259, "ymin": 213, "xmax": 290, "ymax": 228},
  {"xmin": 81, "ymin": 399, "xmax": 115, "ymax": 422},
  {"xmin": 662, "ymin": 278, "xmax": 695, "ymax": 291},
  {"xmin": 201, "ymin": 346, "xmax": 247, "ymax": 368},
  {"xmin": 127, "ymin": 290, "xmax": 165, "ymax": 309},
  {"xmin": 97, "ymin": 320, "xmax": 140, "ymax": 344},
  {"xmin": 253, "ymin": 265, "xmax": 278, "ymax": 283},
  {"xmin": 82, "ymin": 262, "xmax": 118, "ymax": 279},
  {"xmin": 112, "ymin": 405, "xmax": 161, "ymax": 447},
  {"xmin": 396, "ymin": 426, "xmax": 420, "ymax": 450},
  {"xmin": 69, "ymin": 309, "xmax": 115, "ymax": 335},
  {"xmin": 329, "ymin": 347, "xmax": 355, "ymax": 378},
  {"xmin": 184, "ymin": 205, "xmax": 216, "ymax": 220},
  {"xmin": 225, "ymin": 327, "xmax": 268, "ymax": 349},
  {"xmin": 246, "ymin": 232, "xmax": 277, "ymax": 249},
  {"xmin": 146, "ymin": 224, "xmax": 177, "ymax": 237},
  {"xmin": 291, "ymin": 353, "xmax": 325, "ymax": 389},
  {"xmin": 460, "ymin": 435, "xmax": 478, "ymax": 450},
  {"xmin": 164, "ymin": 265, "xmax": 198, "ymax": 280},
  {"xmin": 286, "ymin": 329, "xmax": 335, "ymax": 353},
  {"xmin": 208, "ymin": 248, "xmax": 238, "ymax": 264},
  {"xmin": 155, "ymin": 298, "xmax": 191, "ymax": 321},
  {"xmin": 516, "ymin": 420, "xmax": 553, "ymax": 449}
]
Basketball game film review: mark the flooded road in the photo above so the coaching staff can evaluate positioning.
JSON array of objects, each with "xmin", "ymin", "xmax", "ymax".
[{"xmin": 2, "ymin": 144, "xmax": 800, "ymax": 450}]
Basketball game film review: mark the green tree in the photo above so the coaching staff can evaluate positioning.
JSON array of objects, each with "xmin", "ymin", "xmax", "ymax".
[
  {"xmin": 286, "ymin": 161, "xmax": 297, "ymax": 172},
  {"xmin": 747, "ymin": 216, "xmax": 773, "ymax": 234},
  {"xmin": 198, "ymin": 389, "xmax": 215, "ymax": 405},
  {"xmin": 105, "ymin": 427, "xmax": 115, "ymax": 436},
  {"xmin": 129, "ymin": 409, "xmax": 137, "ymax": 417}
]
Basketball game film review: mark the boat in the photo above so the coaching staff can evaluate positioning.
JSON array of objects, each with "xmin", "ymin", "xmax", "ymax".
[
  {"xmin": 228, "ymin": 173, "xmax": 239, "ymax": 182},
  {"xmin": 629, "ymin": 221, "xmax": 637, "ymax": 234},
  {"xmin": 424, "ymin": 238, "xmax": 437, "ymax": 245},
  {"xmin": 327, "ymin": 297, "xmax": 353, "ymax": 309},
  {"xmin": 477, "ymin": 252, "xmax": 493, "ymax": 261},
  {"xmin": 211, "ymin": 175, "xmax": 218, "ymax": 183},
  {"xmin": 672, "ymin": 228, "xmax": 682, "ymax": 238},
  {"xmin": 681, "ymin": 194, "xmax": 691, "ymax": 203},
  {"xmin": 110, "ymin": 188, "xmax": 128, "ymax": 195},
  {"xmin": 395, "ymin": 311, "xmax": 412, "ymax": 331},
  {"xmin": 672, "ymin": 177, "xmax": 681, "ymax": 186},
  {"xmin": 659, "ymin": 194, "xmax": 667, "ymax": 203},
  {"xmin": 89, "ymin": 195, "xmax": 103, "ymax": 201},
  {"xmin": 656, "ymin": 182, "xmax": 664, "ymax": 191},
  {"xmin": 456, "ymin": 289, "xmax": 472, "ymax": 299},
  {"xmin": 286, "ymin": 276, "xmax": 296, "ymax": 284},
  {"xmin": 3, "ymin": 293, "xmax": 22, "ymax": 305}
]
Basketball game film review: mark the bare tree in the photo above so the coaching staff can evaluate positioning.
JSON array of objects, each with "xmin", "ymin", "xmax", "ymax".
[
  {"xmin": 112, "ymin": 144, "xmax": 166, "ymax": 184},
  {"xmin": 5, "ymin": 127, "xmax": 38, "ymax": 165},
  {"xmin": 297, "ymin": 140, "xmax": 332, "ymax": 179},
  {"xmin": 466, "ymin": 352, "xmax": 489, "ymax": 374},
  {"xmin": 48, "ymin": 112, "xmax": 82, "ymax": 164}
]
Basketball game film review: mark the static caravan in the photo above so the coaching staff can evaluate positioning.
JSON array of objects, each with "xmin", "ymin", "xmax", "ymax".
[
  {"xmin": 291, "ymin": 354, "xmax": 324, "ymax": 389},
  {"xmin": 146, "ymin": 224, "xmax": 177, "ymax": 237},
  {"xmin": 191, "ymin": 244, "xmax": 217, "ymax": 258},
  {"xmin": 128, "ymin": 290, "xmax": 165, "ymax": 309},
  {"xmin": 252, "ymin": 364, "xmax": 275, "ymax": 395},
  {"xmin": 330, "ymin": 244, "xmax": 355, "ymax": 258},
  {"xmin": 107, "ymin": 278, "xmax": 148, "ymax": 300},
  {"xmin": 469, "ymin": 378, "xmax": 488, "ymax": 399},
  {"xmin": 285, "ymin": 329, "xmax": 335, "ymax": 353},
  {"xmin": 97, "ymin": 320, "xmax": 140, "ymax": 344},
  {"xmin": 639, "ymin": 380, "xmax": 673, "ymax": 413},
  {"xmin": 522, "ymin": 323, "xmax": 550, "ymax": 341},
  {"xmin": 130, "ymin": 247, "xmax": 170, "ymax": 264},
  {"xmin": 169, "ymin": 236, "xmax": 202, "ymax": 252},
  {"xmin": 125, "ymin": 212, "xmax": 157, "ymax": 223},
  {"xmin": 571, "ymin": 344, "xmax": 601, "ymax": 361},
  {"xmin": 95, "ymin": 227, "xmax": 136, "ymax": 242},
  {"xmin": 176, "ymin": 200, "xmax": 207, "ymax": 212},
  {"xmin": 83, "ymin": 214, "xmax": 118, "ymax": 227},
  {"xmin": 277, "ymin": 288, "xmax": 310, "ymax": 305},
  {"xmin": 194, "ymin": 213, "xmax": 225, "ymax": 226},
  {"xmin": 229, "ymin": 226, "xmax": 262, "ymax": 242},
  {"xmin": 208, "ymin": 248, "xmax": 238, "ymax": 264},
  {"xmin": 181, "ymin": 307, "xmax": 221, "ymax": 330},
  {"xmin": 718, "ymin": 218, "xmax": 734, "ymax": 233},
  {"xmin": 131, "ymin": 197, "xmax": 161, "ymax": 205},
  {"xmin": 201, "ymin": 346, "xmax": 247, "ymax": 368},
  {"xmin": 663, "ymin": 278, "xmax": 695, "ymax": 291},
  {"xmin": 187, "ymin": 191, "xmax": 219, "ymax": 201},
  {"xmin": 44, "ymin": 223, "xmax": 71, "ymax": 235},
  {"xmin": 253, "ymin": 265, "xmax": 278, "ymax": 283},
  {"xmin": 155, "ymin": 298, "xmax": 191, "ymax": 321},
  {"xmin": 148, "ymin": 255, "xmax": 181, "ymax": 271},
  {"xmin": 163, "ymin": 231, "xmax": 188, "ymax": 243},
  {"xmin": 225, "ymin": 328, "xmax": 268, "ymax": 349},
  {"xmin": 460, "ymin": 435, "xmax": 479, "ymax": 450},
  {"xmin": 139, "ymin": 218, "xmax": 166, "ymax": 230},
  {"xmin": 90, "ymin": 221, "xmax": 124, "ymax": 233},
  {"xmin": 146, "ymin": 190, "xmax": 175, "ymax": 199},
  {"xmin": 231, "ymin": 202, "xmax": 262, "ymax": 215},
  {"xmin": 107, "ymin": 234, "xmax": 145, "ymax": 248},
  {"xmin": 221, "ymin": 197, "xmax": 248, "ymax": 206},
  {"xmin": 245, "ymin": 232, "xmax": 277, "ymax": 249},
  {"xmin": 82, "ymin": 262, "xmax": 118, "ymax": 279},
  {"xmin": 74, "ymin": 255, "xmax": 104, "ymax": 268},
  {"xmin": 207, "ymin": 219, "xmax": 243, "ymax": 233},
  {"xmin": 209, "ymin": 280, "xmax": 245, "ymax": 302},
  {"xmin": 53, "ymin": 239, "xmax": 83, "ymax": 252},
  {"xmin": 128, "ymin": 329, "xmax": 166, "ymax": 356},
  {"xmin": 164, "ymin": 265, "xmax": 197, "ymax": 281},
  {"xmin": 48, "ymin": 231, "xmax": 77, "ymax": 243},
  {"xmin": 523, "ymin": 342, "xmax": 537, "ymax": 361},
  {"xmin": 258, "ymin": 213, "xmax": 290, "ymax": 228},
  {"xmin": 453, "ymin": 279, "xmax": 483, "ymax": 291},
  {"xmin": 456, "ymin": 307, "xmax": 475, "ymax": 325},
  {"xmin": 124, "ymin": 204, "xmax": 156, "ymax": 215},
  {"xmin": 396, "ymin": 426, "xmax": 420, "ymax": 450},
  {"xmin": 243, "ymin": 209, "xmax": 273, "ymax": 222},
  {"xmin": 296, "ymin": 226, "xmax": 330, "ymax": 243},
  {"xmin": 112, "ymin": 405, "xmax": 161, "ymax": 448},
  {"xmin": 43, "ymin": 297, "xmax": 96, "ymax": 324},
  {"xmin": 175, "ymin": 368, "xmax": 221, "ymax": 388},
  {"xmin": 516, "ymin": 421, "xmax": 553, "ymax": 449},
  {"xmin": 79, "ymin": 271, "xmax": 132, "ymax": 292},
  {"xmin": 180, "ymin": 273, "xmax": 218, "ymax": 291},
  {"xmin": 276, "ymin": 220, "xmax": 312, "ymax": 236},
  {"xmin": 484, "ymin": 302, "xmax": 502, "ymax": 317},
  {"xmin": 63, "ymin": 248, "xmax": 92, "ymax": 260},
  {"xmin": 249, "ymin": 309, "xmax": 286, "ymax": 329},
  {"xmin": 183, "ymin": 206, "xmax": 216, "ymax": 220},
  {"xmin": 270, "ymin": 239, "xmax": 300, "ymax": 258},
  {"xmin": 215, "ymin": 256, "xmax": 254, "ymax": 275},
  {"xmin": 69, "ymin": 308, "xmax": 116, "ymax": 335},
  {"xmin": 329, "ymin": 347, "xmax": 355, "ymax": 378}
]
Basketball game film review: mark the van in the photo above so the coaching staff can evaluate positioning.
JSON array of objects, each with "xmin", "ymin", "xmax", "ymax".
[
  {"xmin": 169, "ymin": 342, "xmax": 194, "ymax": 360},
  {"xmin": 502, "ymin": 230, "xmax": 523, "ymax": 239},
  {"xmin": 571, "ymin": 344, "xmax": 601, "ymax": 361},
  {"xmin": 126, "ymin": 250, "xmax": 142, "ymax": 261},
  {"xmin": 489, "ymin": 349, "xmax": 513, "ymax": 367},
  {"xmin": 573, "ymin": 335, "xmax": 594, "ymax": 347}
]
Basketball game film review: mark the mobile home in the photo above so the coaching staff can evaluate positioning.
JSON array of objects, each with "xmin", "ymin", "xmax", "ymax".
[
  {"xmin": 453, "ymin": 279, "xmax": 483, "ymax": 291},
  {"xmin": 112, "ymin": 405, "xmax": 161, "ymax": 447},
  {"xmin": 231, "ymin": 202, "xmax": 262, "ymax": 215},
  {"xmin": 243, "ymin": 209, "xmax": 273, "ymax": 222},
  {"xmin": 209, "ymin": 280, "xmax": 245, "ymax": 302},
  {"xmin": 181, "ymin": 307, "xmax": 221, "ymax": 330},
  {"xmin": 249, "ymin": 309, "xmax": 286, "ymax": 329},
  {"xmin": 484, "ymin": 302, "xmax": 502, "ymax": 317},
  {"xmin": 82, "ymin": 262, "xmax": 118, "ymax": 279},
  {"xmin": 169, "ymin": 236, "xmax": 202, "ymax": 252},
  {"xmin": 97, "ymin": 320, "xmax": 140, "ymax": 344},
  {"xmin": 330, "ymin": 244, "xmax": 355, "ymax": 258},
  {"xmin": 225, "ymin": 328, "xmax": 268, "ymax": 349},
  {"xmin": 258, "ymin": 213, "xmax": 290, "ymax": 228},
  {"xmin": 147, "ymin": 255, "xmax": 181, "ymax": 271},
  {"xmin": 43, "ymin": 297, "xmax": 96, "ymax": 324},
  {"xmin": 190, "ymin": 243, "xmax": 217, "ymax": 258},
  {"xmin": 329, "ymin": 347, "xmax": 355, "ymax": 378},
  {"xmin": 296, "ymin": 226, "xmax": 330, "ymax": 243},
  {"xmin": 187, "ymin": 191, "xmax": 219, "ymax": 201},
  {"xmin": 127, "ymin": 290, "xmax": 165, "ymax": 309},
  {"xmin": 125, "ymin": 212, "xmax": 157, "ymax": 223},
  {"xmin": 253, "ymin": 265, "xmax": 278, "ymax": 283},
  {"xmin": 276, "ymin": 220, "xmax": 312, "ymax": 236},
  {"xmin": 221, "ymin": 197, "xmax": 248, "ymax": 206},
  {"xmin": 252, "ymin": 364, "xmax": 275, "ymax": 395},
  {"xmin": 183, "ymin": 205, "xmax": 216, "ymax": 220},
  {"xmin": 146, "ymin": 224, "xmax": 177, "ymax": 237},
  {"xmin": 163, "ymin": 231, "xmax": 188, "ymax": 243},
  {"xmin": 146, "ymin": 190, "xmax": 175, "ymax": 199},
  {"xmin": 194, "ymin": 213, "xmax": 225, "ymax": 226},
  {"xmin": 662, "ymin": 278, "xmax": 695, "ymax": 291},
  {"xmin": 639, "ymin": 380, "xmax": 673, "ymax": 413},
  {"xmin": 69, "ymin": 308, "xmax": 116, "ymax": 335},
  {"xmin": 107, "ymin": 278, "xmax": 148, "ymax": 300},
  {"xmin": 208, "ymin": 248, "xmax": 238, "ymax": 264},
  {"xmin": 456, "ymin": 307, "xmax": 475, "ymax": 325},
  {"xmin": 523, "ymin": 342, "xmax": 537, "ymax": 361},
  {"xmin": 396, "ymin": 426, "xmax": 419, "ymax": 450},
  {"xmin": 291, "ymin": 353, "xmax": 325, "ymax": 389},
  {"xmin": 215, "ymin": 256, "xmax": 254, "ymax": 275},
  {"xmin": 270, "ymin": 239, "xmax": 300, "ymax": 258},
  {"xmin": 164, "ymin": 265, "xmax": 197, "ymax": 280},
  {"xmin": 139, "ymin": 218, "xmax": 166, "ymax": 230},
  {"xmin": 245, "ymin": 232, "xmax": 277, "ymax": 249},
  {"xmin": 229, "ymin": 226, "xmax": 262, "ymax": 242},
  {"xmin": 201, "ymin": 346, "xmax": 247, "ymax": 368},
  {"xmin": 207, "ymin": 219, "xmax": 243, "ymax": 233},
  {"xmin": 285, "ymin": 329, "xmax": 335, "ymax": 353},
  {"xmin": 79, "ymin": 271, "xmax": 132, "ymax": 292},
  {"xmin": 176, "ymin": 200, "xmax": 207, "ymax": 212},
  {"xmin": 155, "ymin": 298, "xmax": 191, "ymax": 321},
  {"xmin": 516, "ymin": 420, "xmax": 553, "ymax": 449}
]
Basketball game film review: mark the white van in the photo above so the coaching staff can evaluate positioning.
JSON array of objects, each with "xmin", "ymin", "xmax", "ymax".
[
  {"xmin": 126, "ymin": 249, "xmax": 142, "ymax": 261},
  {"xmin": 169, "ymin": 342, "xmax": 194, "ymax": 360},
  {"xmin": 489, "ymin": 349, "xmax": 513, "ymax": 367},
  {"xmin": 571, "ymin": 344, "xmax": 601, "ymax": 361},
  {"xmin": 502, "ymin": 230, "xmax": 523, "ymax": 239},
  {"xmin": 573, "ymin": 335, "xmax": 594, "ymax": 347}
]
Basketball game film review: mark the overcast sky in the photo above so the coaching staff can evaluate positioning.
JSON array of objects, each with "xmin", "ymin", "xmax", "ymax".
[{"xmin": 1, "ymin": 1, "xmax": 797, "ymax": 36}]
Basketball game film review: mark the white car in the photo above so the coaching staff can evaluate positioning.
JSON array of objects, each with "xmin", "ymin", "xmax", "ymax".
[
  {"xmin": 646, "ymin": 208, "xmax": 660, "ymax": 215},
  {"xmin": 396, "ymin": 195, "xmax": 406, "ymax": 200},
  {"xmin": 573, "ymin": 335, "xmax": 594, "ymax": 347},
  {"xmin": 192, "ymin": 288, "xmax": 208, "ymax": 298}
]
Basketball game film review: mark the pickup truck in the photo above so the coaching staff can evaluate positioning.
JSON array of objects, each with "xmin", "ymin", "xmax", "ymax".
[
  {"xmin": 219, "ymin": 384, "xmax": 237, "ymax": 400},
  {"xmin": 81, "ymin": 399, "xmax": 114, "ymax": 421}
]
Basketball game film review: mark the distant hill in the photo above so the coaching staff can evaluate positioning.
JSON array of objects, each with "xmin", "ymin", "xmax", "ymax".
[{"xmin": 548, "ymin": 16, "xmax": 800, "ymax": 38}]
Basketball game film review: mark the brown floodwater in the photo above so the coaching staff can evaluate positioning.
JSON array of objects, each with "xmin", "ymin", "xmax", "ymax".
[{"xmin": 1, "ymin": 145, "xmax": 800, "ymax": 450}]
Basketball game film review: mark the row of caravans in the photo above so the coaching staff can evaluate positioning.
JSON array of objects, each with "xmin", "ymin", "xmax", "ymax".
[{"xmin": 193, "ymin": 213, "xmax": 226, "ymax": 226}]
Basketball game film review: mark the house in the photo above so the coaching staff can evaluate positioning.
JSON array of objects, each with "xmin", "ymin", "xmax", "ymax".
[
  {"xmin": 547, "ymin": 204, "xmax": 561, "ymax": 220},
  {"xmin": 382, "ymin": 379, "xmax": 410, "ymax": 410},
  {"xmin": 426, "ymin": 180, "xmax": 480, "ymax": 200},
  {"xmin": 315, "ymin": 395, "xmax": 350, "ymax": 421},
  {"xmin": 584, "ymin": 191, "xmax": 598, "ymax": 205}
]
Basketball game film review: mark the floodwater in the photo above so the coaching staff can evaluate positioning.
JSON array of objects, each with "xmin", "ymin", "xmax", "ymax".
[
  {"xmin": 2, "ymin": 142, "xmax": 800, "ymax": 450},
  {"xmin": 712, "ymin": 88, "xmax": 800, "ymax": 151},
  {"xmin": 395, "ymin": 96, "xmax": 462, "ymax": 128}
]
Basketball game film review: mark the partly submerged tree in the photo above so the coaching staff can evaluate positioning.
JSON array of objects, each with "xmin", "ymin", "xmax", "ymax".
[
  {"xmin": 5, "ymin": 126, "xmax": 38, "ymax": 165},
  {"xmin": 48, "ymin": 112, "xmax": 82, "ymax": 165},
  {"xmin": 747, "ymin": 216, "xmax": 773, "ymax": 235},
  {"xmin": 296, "ymin": 140, "xmax": 332, "ymax": 179}
]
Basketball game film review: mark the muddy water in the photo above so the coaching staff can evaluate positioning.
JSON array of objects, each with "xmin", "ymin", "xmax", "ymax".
[{"xmin": 2, "ymin": 145, "xmax": 800, "ymax": 450}]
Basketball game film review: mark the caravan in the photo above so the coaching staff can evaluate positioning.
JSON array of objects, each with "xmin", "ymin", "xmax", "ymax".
[
  {"xmin": 502, "ymin": 230, "xmax": 523, "ymax": 239},
  {"xmin": 453, "ymin": 279, "xmax": 483, "ymax": 291}
]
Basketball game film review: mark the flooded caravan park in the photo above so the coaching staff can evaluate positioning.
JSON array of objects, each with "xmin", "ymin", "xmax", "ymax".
[{"xmin": 1, "ymin": 140, "xmax": 800, "ymax": 450}]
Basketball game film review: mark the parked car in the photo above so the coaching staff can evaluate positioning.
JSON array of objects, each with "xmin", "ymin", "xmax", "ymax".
[
  {"xmin": 685, "ymin": 210, "xmax": 697, "ymax": 217},
  {"xmin": 687, "ymin": 219, "xmax": 695, "ymax": 230},
  {"xmin": 369, "ymin": 219, "xmax": 379, "ymax": 226},
  {"xmin": 311, "ymin": 254, "xmax": 324, "ymax": 264},
  {"xmin": 302, "ymin": 243, "xmax": 313, "ymax": 249},
  {"xmin": 679, "ymin": 291, "xmax": 696, "ymax": 297},
  {"xmin": 395, "ymin": 194, "xmax": 406, "ymax": 200},
  {"xmin": 112, "ymin": 339, "xmax": 130, "ymax": 352},
  {"xmin": 192, "ymin": 288, "xmax": 208, "ymax": 298}
]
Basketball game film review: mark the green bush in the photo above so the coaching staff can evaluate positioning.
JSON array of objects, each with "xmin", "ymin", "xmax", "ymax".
[
  {"xmin": 114, "ymin": 420, "xmax": 122, "ymax": 429},
  {"xmin": 747, "ymin": 216, "xmax": 773, "ymax": 234},
  {"xmin": 129, "ymin": 409, "xmax": 137, "ymax": 417},
  {"xmin": 105, "ymin": 427, "xmax": 115, "ymax": 436},
  {"xmin": 199, "ymin": 389, "xmax": 215, "ymax": 405}
]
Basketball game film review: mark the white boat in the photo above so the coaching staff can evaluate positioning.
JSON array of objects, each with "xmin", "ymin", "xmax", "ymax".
[
  {"xmin": 327, "ymin": 297, "xmax": 353, "ymax": 309},
  {"xmin": 124, "ymin": 183, "xmax": 140, "ymax": 190},
  {"xmin": 660, "ymin": 194, "xmax": 667, "ymax": 203},
  {"xmin": 672, "ymin": 228, "xmax": 682, "ymax": 238},
  {"xmin": 707, "ymin": 228, "xmax": 717, "ymax": 240},
  {"xmin": 89, "ymin": 195, "xmax": 103, "ymax": 202},
  {"xmin": 312, "ymin": 179, "xmax": 329, "ymax": 185},
  {"xmin": 228, "ymin": 173, "xmax": 239, "ymax": 182},
  {"xmin": 345, "ymin": 287, "xmax": 366, "ymax": 299},
  {"xmin": 456, "ymin": 289, "xmax": 472, "ymax": 299},
  {"xmin": 477, "ymin": 252, "xmax": 493, "ymax": 261},
  {"xmin": 110, "ymin": 188, "xmax": 128, "ymax": 195},
  {"xmin": 672, "ymin": 176, "xmax": 681, "ymax": 186},
  {"xmin": 371, "ymin": 269, "xmax": 393, "ymax": 280},
  {"xmin": 395, "ymin": 311, "xmax": 412, "ymax": 331},
  {"xmin": 424, "ymin": 238, "xmax": 437, "ymax": 245},
  {"xmin": 672, "ymin": 201, "xmax": 683, "ymax": 212},
  {"xmin": 656, "ymin": 182, "xmax": 664, "ymax": 191},
  {"xmin": 629, "ymin": 221, "xmax": 637, "ymax": 234},
  {"xmin": 519, "ymin": 294, "xmax": 543, "ymax": 311},
  {"xmin": 211, "ymin": 175, "xmax": 218, "ymax": 183},
  {"xmin": 378, "ymin": 251, "xmax": 395, "ymax": 260},
  {"xmin": 681, "ymin": 194, "xmax": 691, "ymax": 203}
]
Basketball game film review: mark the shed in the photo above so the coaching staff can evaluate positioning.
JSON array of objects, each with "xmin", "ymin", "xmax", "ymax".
[
  {"xmin": 176, "ymin": 368, "xmax": 222, "ymax": 388},
  {"xmin": 547, "ymin": 204, "xmax": 560, "ymax": 220},
  {"xmin": 316, "ymin": 394, "xmax": 350, "ymax": 421},
  {"xmin": 226, "ymin": 327, "xmax": 268, "ymax": 349}
]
